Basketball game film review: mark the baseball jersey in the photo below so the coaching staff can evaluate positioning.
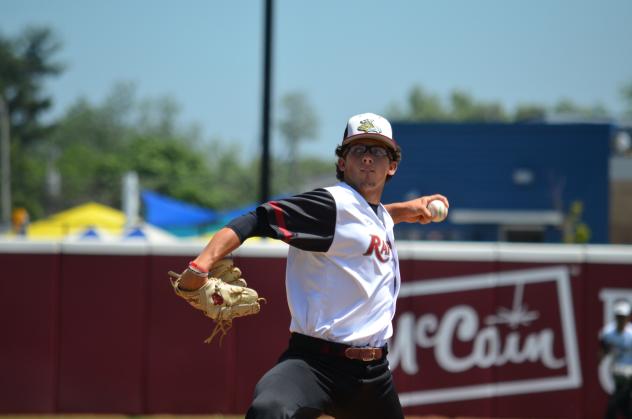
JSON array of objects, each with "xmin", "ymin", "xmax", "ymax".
[
  {"xmin": 227, "ymin": 182, "xmax": 401, "ymax": 347},
  {"xmin": 600, "ymin": 322, "xmax": 632, "ymax": 375}
]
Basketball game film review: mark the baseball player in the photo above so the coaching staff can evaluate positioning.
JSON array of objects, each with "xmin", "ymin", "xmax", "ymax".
[
  {"xmin": 600, "ymin": 300, "xmax": 632, "ymax": 419},
  {"xmin": 175, "ymin": 112, "xmax": 449, "ymax": 418}
]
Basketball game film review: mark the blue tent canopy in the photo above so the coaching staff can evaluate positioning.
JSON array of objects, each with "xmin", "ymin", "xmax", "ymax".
[
  {"xmin": 79, "ymin": 227, "xmax": 101, "ymax": 239},
  {"xmin": 124, "ymin": 227, "xmax": 146, "ymax": 238},
  {"xmin": 218, "ymin": 203, "xmax": 259, "ymax": 223},
  {"xmin": 142, "ymin": 190, "xmax": 218, "ymax": 228},
  {"xmin": 216, "ymin": 193, "xmax": 291, "ymax": 224}
]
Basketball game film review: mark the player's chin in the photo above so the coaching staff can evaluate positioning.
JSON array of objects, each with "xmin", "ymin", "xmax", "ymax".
[
  {"xmin": 359, "ymin": 178, "xmax": 378, "ymax": 188},
  {"xmin": 361, "ymin": 170, "xmax": 379, "ymax": 180}
]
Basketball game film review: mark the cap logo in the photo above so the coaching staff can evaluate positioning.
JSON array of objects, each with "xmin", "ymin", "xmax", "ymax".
[{"xmin": 357, "ymin": 119, "xmax": 382, "ymax": 134}]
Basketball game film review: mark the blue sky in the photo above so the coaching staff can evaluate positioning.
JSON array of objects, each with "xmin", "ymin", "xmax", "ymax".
[{"xmin": 3, "ymin": 0, "xmax": 632, "ymax": 159}]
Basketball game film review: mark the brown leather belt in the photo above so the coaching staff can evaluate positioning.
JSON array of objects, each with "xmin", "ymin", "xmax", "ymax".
[
  {"xmin": 290, "ymin": 333, "xmax": 386, "ymax": 363},
  {"xmin": 344, "ymin": 347, "xmax": 384, "ymax": 362}
]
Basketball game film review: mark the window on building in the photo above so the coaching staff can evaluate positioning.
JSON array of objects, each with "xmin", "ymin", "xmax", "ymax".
[{"xmin": 502, "ymin": 226, "xmax": 545, "ymax": 243}]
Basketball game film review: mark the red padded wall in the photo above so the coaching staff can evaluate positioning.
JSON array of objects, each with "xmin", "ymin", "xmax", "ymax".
[
  {"xmin": 56, "ymin": 254, "xmax": 148, "ymax": 413},
  {"xmin": 145, "ymin": 255, "xmax": 235, "ymax": 414},
  {"xmin": 1, "ymin": 242, "xmax": 631, "ymax": 418},
  {"xmin": 0, "ymin": 252, "xmax": 60, "ymax": 413}
]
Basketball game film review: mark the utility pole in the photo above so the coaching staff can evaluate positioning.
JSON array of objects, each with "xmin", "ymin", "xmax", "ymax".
[
  {"xmin": 0, "ymin": 96, "xmax": 10, "ymax": 233},
  {"xmin": 259, "ymin": 0, "xmax": 273, "ymax": 204}
]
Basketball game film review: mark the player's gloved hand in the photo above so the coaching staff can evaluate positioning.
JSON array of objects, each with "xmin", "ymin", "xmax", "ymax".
[
  {"xmin": 169, "ymin": 259, "xmax": 265, "ymax": 344},
  {"xmin": 208, "ymin": 259, "xmax": 248, "ymax": 287}
]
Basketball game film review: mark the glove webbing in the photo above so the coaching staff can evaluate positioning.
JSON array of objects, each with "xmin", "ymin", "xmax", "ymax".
[
  {"xmin": 205, "ymin": 319, "xmax": 232, "ymax": 345},
  {"xmin": 168, "ymin": 268, "xmax": 265, "ymax": 345},
  {"xmin": 204, "ymin": 299, "xmax": 266, "ymax": 345}
]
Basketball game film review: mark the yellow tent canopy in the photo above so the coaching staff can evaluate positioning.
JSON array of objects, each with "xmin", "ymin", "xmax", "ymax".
[{"xmin": 27, "ymin": 202, "xmax": 127, "ymax": 239}]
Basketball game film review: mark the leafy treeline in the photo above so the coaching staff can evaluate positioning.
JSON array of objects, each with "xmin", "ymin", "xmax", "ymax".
[
  {"xmin": 48, "ymin": 82, "xmax": 260, "ymax": 212},
  {"xmin": 1, "ymin": 27, "xmax": 63, "ymax": 218},
  {"xmin": 1, "ymin": 28, "xmax": 332, "ymax": 219},
  {"xmin": 386, "ymin": 85, "xmax": 625, "ymax": 123},
  {"xmin": 2, "ymin": 26, "xmax": 631, "ymax": 221},
  {"xmin": 28, "ymin": 81, "xmax": 333, "ymax": 219}
]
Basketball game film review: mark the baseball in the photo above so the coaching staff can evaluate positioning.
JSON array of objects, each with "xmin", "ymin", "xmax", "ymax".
[{"xmin": 428, "ymin": 199, "xmax": 448, "ymax": 222}]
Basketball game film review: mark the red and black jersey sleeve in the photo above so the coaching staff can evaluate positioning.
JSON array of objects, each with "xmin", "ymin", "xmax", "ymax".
[{"xmin": 226, "ymin": 188, "xmax": 336, "ymax": 252}]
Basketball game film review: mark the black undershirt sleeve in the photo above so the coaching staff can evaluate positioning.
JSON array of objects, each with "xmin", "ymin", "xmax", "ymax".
[
  {"xmin": 226, "ymin": 188, "xmax": 337, "ymax": 252},
  {"xmin": 225, "ymin": 210, "xmax": 272, "ymax": 242}
]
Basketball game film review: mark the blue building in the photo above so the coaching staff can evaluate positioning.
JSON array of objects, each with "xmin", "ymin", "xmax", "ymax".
[{"xmin": 383, "ymin": 123, "xmax": 613, "ymax": 243}]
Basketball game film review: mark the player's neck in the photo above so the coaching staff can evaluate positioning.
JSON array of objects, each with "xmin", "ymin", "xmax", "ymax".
[{"xmin": 345, "ymin": 181, "xmax": 383, "ymax": 205}]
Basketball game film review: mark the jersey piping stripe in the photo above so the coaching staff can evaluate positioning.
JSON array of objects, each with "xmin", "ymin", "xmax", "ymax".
[{"xmin": 269, "ymin": 201, "xmax": 293, "ymax": 241}]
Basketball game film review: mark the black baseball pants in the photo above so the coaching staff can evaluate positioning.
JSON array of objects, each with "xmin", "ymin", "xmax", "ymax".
[
  {"xmin": 246, "ymin": 333, "xmax": 404, "ymax": 419},
  {"xmin": 605, "ymin": 374, "xmax": 632, "ymax": 419}
]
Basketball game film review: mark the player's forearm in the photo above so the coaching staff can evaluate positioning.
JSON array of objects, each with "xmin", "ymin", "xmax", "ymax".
[
  {"xmin": 385, "ymin": 194, "xmax": 449, "ymax": 224},
  {"xmin": 384, "ymin": 202, "xmax": 409, "ymax": 224},
  {"xmin": 384, "ymin": 200, "xmax": 428, "ymax": 224},
  {"xmin": 194, "ymin": 227, "xmax": 241, "ymax": 269},
  {"xmin": 179, "ymin": 227, "xmax": 241, "ymax": 290}
]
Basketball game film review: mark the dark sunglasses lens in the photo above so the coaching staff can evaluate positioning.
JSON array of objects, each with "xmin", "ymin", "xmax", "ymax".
[
  {"xmin": 370, "ymin": 147, "xmax": 388, "ymax": 157},
  {"xmin": 349, "ymin": 145, "xmax": 388, "ymax": 157},
  {"xmin": 349, "ymin": 145, "xmax": 366, "ymax": 155}
]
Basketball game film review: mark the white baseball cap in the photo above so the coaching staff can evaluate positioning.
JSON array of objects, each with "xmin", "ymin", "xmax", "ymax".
[
  {"xmin": 342, "ymin": 113, "xmax": 397, "ymax": 151},
  {"xmin": 614, "ymin": 300, "xmax": 631, "ymax": 316}
]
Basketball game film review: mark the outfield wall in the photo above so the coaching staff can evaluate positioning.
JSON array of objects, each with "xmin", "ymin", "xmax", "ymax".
[{"xmin": 0, "ymin": 239, "xmax": 631, "ymax": 418}]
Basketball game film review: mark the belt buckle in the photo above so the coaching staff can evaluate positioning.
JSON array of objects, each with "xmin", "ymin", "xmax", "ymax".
[
  {"xmin": 362, "ymin": 348, "xmax": 377, "ymax": 362},
  {"xmin": 344, "ymin": 347, "xmax": 379, "ymax": 362}
]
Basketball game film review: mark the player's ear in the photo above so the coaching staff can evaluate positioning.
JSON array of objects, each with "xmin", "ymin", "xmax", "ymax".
[
  {"xmin": 337, "ymin": 158, "xmax": 346, "ymax": 172},
  {"xmin": 387, "ymin": 160, "xmax": 398, "ymax": 176}
]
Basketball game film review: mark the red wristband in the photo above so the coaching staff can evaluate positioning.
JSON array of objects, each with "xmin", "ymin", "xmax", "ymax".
[{"xmin": 188, "ymin": 261, "xmax": 208, "ymax": 273}]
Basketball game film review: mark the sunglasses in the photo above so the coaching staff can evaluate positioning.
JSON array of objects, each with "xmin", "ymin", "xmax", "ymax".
[{"xmin": 346, "ymin": 144, "xmax": 390, "ymax": 158}]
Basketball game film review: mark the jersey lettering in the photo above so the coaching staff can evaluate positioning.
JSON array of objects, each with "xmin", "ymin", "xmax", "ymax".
[{"xmin": 363, "ymin": 234, "xmax": 391, "ymax": 263}]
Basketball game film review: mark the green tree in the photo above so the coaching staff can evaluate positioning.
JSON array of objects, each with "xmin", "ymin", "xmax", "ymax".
[
  {"xmin": 551, "ymin": 99, "xmax": 609, "ymax": 119},
  {"xmin": 127, "ymin": 136, "xmax": 258, "ymax": 210},
  {"xmin": 389, "ymin": 86, "xmax": 509, "ymax": 123},
  {"xmin": 621, "ymin": 80, "xmax": 632, "ymax": 120},
  {"xmin": 513, "ymin": 104, "xmax": 547, "ymax": 121},
  {"xmin": 278, "ymin": 92, "xmax": 318, "ymax": 191},
  {"xmin": 271, "ymin": 156, "xmax": 334, "ymax": 196},
  {"xmin": 49, "ymin": 82, "xmax": 265, "ymax": 214},
  {"xmin": 448, "ymin": 90, "xmax": 508, "ymax": 122},
  {"xmin": 0, "ymin": 26, "xmax": 63, "ymax": 145},
  {"xmin": 0, "ymin": 27, "xmax": 63, "ymax": 218},
  {"xmin": 562, "ymin": 200, "xmax": 591, "ymax": 244},
  {"xmin": 47, "ymin": 83, "xmax": 138, "ymax": 210},
  {"xmin": 400, "ymin": 85, "xmax": 447, "ymax": 121},
  {"xmin": 390, "ymin": 85, "xmax": 614, "ymax": 124}
]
